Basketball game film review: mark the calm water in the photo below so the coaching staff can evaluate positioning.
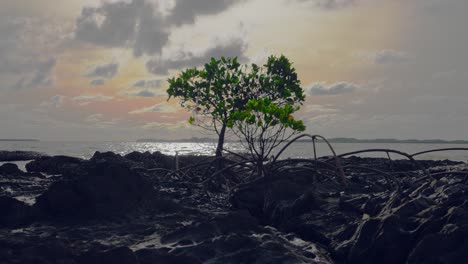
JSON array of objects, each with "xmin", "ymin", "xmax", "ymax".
[{"xmin": 1, "ymin": 141, "xmax": 468, "ymax": 161}]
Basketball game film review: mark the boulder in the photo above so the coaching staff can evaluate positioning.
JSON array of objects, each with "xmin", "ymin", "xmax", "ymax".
[
  {"xmin": 124, "ymin": 151, "xmax": 165, "ymax": 169},
  {"xmin": 0, "ymin": 196, "xmax": 34, "ymax": 227},
  {"xmin": 0, "ymin": 150, "xmax": 46, "ymax": 162},
  {"xmin": 0, "ymin": 163, "xmax": 23, "ymax": 176},
  {"xmin": 35, "ymin": 160, "xmax": 176, "ymax": 220},
  {"xmin": 26, "ymin": 155, "xmax": 83, "ymax": 175}
]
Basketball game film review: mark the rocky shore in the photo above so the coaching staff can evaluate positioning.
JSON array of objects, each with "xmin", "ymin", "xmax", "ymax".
[{"xmin": 0, "ymin": 150, "xmax": 467, "ymax": 263}]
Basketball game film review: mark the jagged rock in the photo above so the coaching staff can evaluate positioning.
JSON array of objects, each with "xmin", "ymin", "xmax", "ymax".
[
  {"xmin": 34, "ymin": 160, "xmax": 177, "ymax": 220},
  {"xmin": 90, "ymin": 151, "xmax": 136, "ymax": 167},
  {"xmin": 135, "ymin": 249, "xmax": 202, "ymax": 264},
  {"xmin": 346, "ymin": 214, "xmax": 418, "ymax": 264},
  {"xmin": 78, "ymin": 246, "xmax": 138, "ymax": 264},
  {"xmin": 0, "ymin": 196, "xmax": 34, "ymax": 227},
  {"xmin": 124, "ymin": 151, "xmax": 166, "ymax": 169},
  {"xmin": 26, "ymin": 155, "xmax": 83, "ymax": 175},
  {"xmin": 161, "ymin": 211, "xmax": 330, "ymax": 263}
]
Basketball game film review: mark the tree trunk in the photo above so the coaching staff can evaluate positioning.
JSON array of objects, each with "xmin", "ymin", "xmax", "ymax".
[{"xmin": 215, "ymin": 122, "xmax": 227, "ymax": 170}]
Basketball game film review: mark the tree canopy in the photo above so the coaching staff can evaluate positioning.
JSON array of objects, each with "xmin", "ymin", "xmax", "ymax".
[{"xmin": 167, "ymin": 55, "xmax": 306, "ymax": 171}]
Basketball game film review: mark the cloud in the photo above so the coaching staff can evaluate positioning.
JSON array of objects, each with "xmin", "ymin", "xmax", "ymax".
[
  {"xmin": 12, "ymin": 58, "xmax": 57, "ymax": 89},
  {"xmin": 131, "ymin": 89, "xmax": 158, "ymax": 97},
  {"xmin": 84, "ymin": 113, "xmax": 120, "ymax": 127},
  {"xmin": 72, "ymin": 94, "xmax": 114, "ymax": 105},
  {"xmin": 142, "ymin": 120, "xmax": 191, "ymax": 130},
  {"xmin": 132, "ymin": 79, "xmax": 163, "ymax": 88},
  {"xmin": 129, "ymin": 102, "xmax": 176, "ymax": 114},
  {"xmin": 353, "ymin": 50, "xmax": 410, "ymax": 65},
  {"xmin": 125, "ymin": 88, "xmax": 167, "ymax": 97},
  {"xmin": 306, "ymin": 82, "xmax": 358, "ymax": 95},
  {"xmin": 146, "ymin": 38, "xmax": 248, "ymax": 75},
  {"xmin": 74, "ymin": 0, "xmax": 245, "ymax": 57},
  {"xmin": 75, "ymin": 0, "xmax": 169, "ymax": 56},
  {"xmin": 90, "ymin": 79, "xmax": 106, "ymax": 86},
  {"xmin": 0, "ymin": 16, "xmax": 68, "ymax": 90},
  {"xmin": 85, "ymin": 62, "xmax": 119, "ymax": 79},
  {"xmin": 40, "ymin": 95, "xmax": 66, "ymax": 108},
  {"xmin": 167, "ymin": 0, "xmax": 244, "ymax": 26},
  {"xmin": 296, "ymin": 0, "xmax": 356, "ymax": 9}
]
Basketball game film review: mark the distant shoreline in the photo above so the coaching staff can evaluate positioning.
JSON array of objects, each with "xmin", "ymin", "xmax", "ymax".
[
  {"xmin": 137, "ymin": 138, "xmax": 468, "ymax": 144},
  {"xmin": 0, "ymin": 139, "xmax": 39, "ymax": 142}
]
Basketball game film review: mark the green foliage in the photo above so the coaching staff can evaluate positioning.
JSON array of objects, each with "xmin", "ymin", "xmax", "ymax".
[
  {"xmin": 167, "ymin": 54, "xmax": 306, "ymax": 165},
  {"xmin": 167, "ymin": 56, "xmax": 247, "ymax": 124}
]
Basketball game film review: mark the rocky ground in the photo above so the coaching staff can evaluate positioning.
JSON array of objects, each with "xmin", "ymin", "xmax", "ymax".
[{"xmin": 0, "ymin": 150, "xmax": 467, "ymax": 263}]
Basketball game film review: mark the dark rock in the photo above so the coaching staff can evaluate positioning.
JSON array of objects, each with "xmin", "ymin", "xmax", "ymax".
[
  {"xmin": 34, "ymin": 161, "xmax": 176, "ymax": 220},
  {"xmin": 0, "ymin": 163, "xmax": 23, "ymax": 176},
  {"xmin": 0, "ymin": 150, "xmax": 47, "ymax": 162},
  {"xmin": 161, "ymin": 210, "xmax": 259, "ymax": 244},
  {"xmin": 78, "ymin": 246, "xmax": 138, "ymax": 264},
  {"xmin": 408, "ymin": 224, "xmax": 468, "ymax": 264},
  {"xmin": 90, "ymin": 151, "xmax": 135, "ymax": 167},
  {"xmin": 124, "ymin": 151, "xmax": 166, "ymax": 169},
  {"xmin": 136, "ymin": 248, "xmax": 202, "ymax": 264},
  {"xmin": 347, "ymin": 214, "xmax": 418, "ymax": 264},
  {"xmin": 230, "ymin": 178, "xmax": 265, "ymax": 219},
  {"xmin": 0, "ymin": 196, "xmax": 34, "ymax": 227},
  {"xmin": 161, "ymin": 211, "xmax": 329, "ymax": 263},
  {"xmin": 26, "ymin": 155, "xmax": 83, "ymax": 175}
]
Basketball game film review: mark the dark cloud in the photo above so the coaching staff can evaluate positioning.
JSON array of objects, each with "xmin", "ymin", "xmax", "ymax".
[
  {"xmin": 85, "ymin": 63, "xmax": 119, "ymax": 79},
  {"xmin": 306, "ymin": 82, "xmax": 358, "ymax": 95},
  {"xmin": 74, "ymin": 0, "xmax": 245, "ymax": 56},
  {"xmin": 90, "ymin": 79, "xmax": 106, "ymax": 86},
  {"xmin": 168, "ymin": 0, "xmax": 244, "ymax": 26},
  {"xmin": 75, "ymin": 0, "xmax": 169, "ymax": 56},
  {"xmin": 146, "ymin": 39, "xmax": 248, "ymax": 75}
]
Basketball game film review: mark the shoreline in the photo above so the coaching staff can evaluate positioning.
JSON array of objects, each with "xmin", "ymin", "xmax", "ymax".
[{"xmin": 0, "ymin": 150, "xmax": 467, "ymax": 263}]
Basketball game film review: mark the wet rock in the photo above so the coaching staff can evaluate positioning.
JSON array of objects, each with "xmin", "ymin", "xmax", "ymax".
[
  {"xmin": 35, "ymin": 161, "xmax": 176, "ymax": 220},
  {"xmin": 135, "ymin": 248, "xmax": 202, "ymax": 264},
  {"xmin": 90, "ymin": 151, "xmax": 136, "ymax": 167},
  {"xmin": 26, "ymin": 155, "xmax": 84, "ymax": 175},
  {"xmin": 0, "ymin": 163, "xmax": 23, "ymax": 176},
  {"xmin": 0, "ymin": 196, "xmax": 34, "ymax": 227},
  {"xmin": 161, "ymin": 211, "xmax": 259, "ymax": 244},
  {"xmin": 346, "ymin": 214, "xmax": 418, "ymax": 264},
  {"xmin": 124, "ymin": 151, "xmax": 166, "ymax": 169},
  {"xmin": 407, "ymin": 205, "xmax": 468, "ymax": 264},
  {"xmin": 161, "ymin": 211, "xmax": 330, "ymax": 263},
  {"xmin": 0, "ymin": 150, "xmax": 47, "ymax": 162},
  {"xmin": 78, "ymin": 246, "xmax": 138, "ymax": 264},
  {"xmin": 230, "ymin": 178, "xmax": 265, "ymax": 219}
]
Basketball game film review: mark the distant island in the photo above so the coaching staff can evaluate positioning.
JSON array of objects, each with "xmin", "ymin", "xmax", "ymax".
[
  {"xmin": 137, "ymin": 137, "xmax": 468, "ymax": 144},
  {"xmin": 313, "ymin": 138, "xmax": 468, "ymax": 144},
  {"xmin": 0, "ymin": 139, "xmax": 39, "ymax": 142}
]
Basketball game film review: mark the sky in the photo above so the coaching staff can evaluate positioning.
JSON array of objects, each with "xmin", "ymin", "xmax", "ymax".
[{"xmin": 0, "ymin": 0, "xmax": 467, "ymax": 141}]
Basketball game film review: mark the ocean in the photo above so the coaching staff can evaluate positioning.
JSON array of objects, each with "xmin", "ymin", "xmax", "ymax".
[{"xmin": 1, "ymin": 140, "xmax": 468, "ymax": 162}]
